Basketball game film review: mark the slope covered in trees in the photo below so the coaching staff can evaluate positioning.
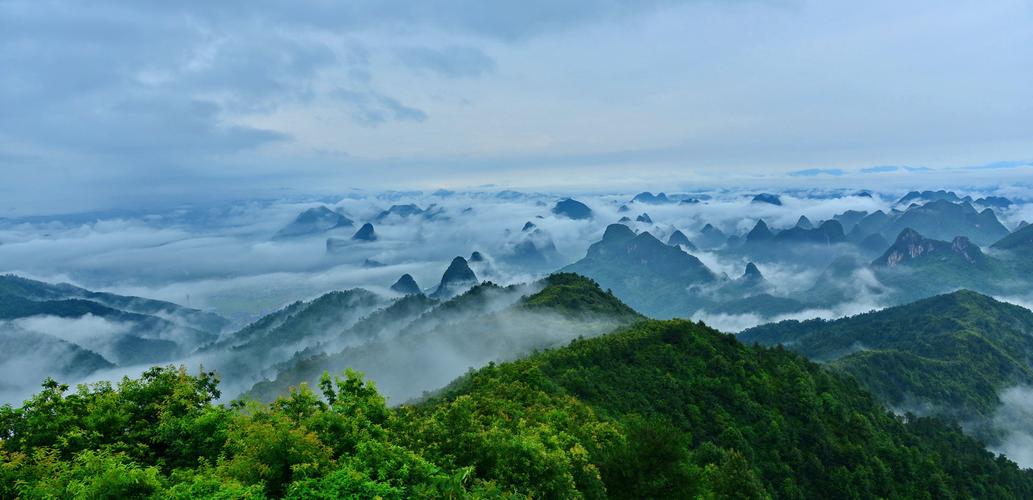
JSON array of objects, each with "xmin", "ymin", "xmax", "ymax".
[
  {"xmin": 740, "ymin": 290, "xmax": 1033, "ymax": 424},
  {"xmin": 4, "ymin": 316, "xmax": 1032, "ymax": 498},
  {"xmin": 246, "ymin": 273, "xmax": 641, "ymax": 403}
]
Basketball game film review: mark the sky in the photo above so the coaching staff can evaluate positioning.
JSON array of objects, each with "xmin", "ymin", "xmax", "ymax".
[{"xmin": 2, "ymin": 0, "xmax": 1032, "ymax": 215}]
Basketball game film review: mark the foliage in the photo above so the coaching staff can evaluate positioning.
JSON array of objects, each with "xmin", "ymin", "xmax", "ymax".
[
  {"xmin": 741, "ymin": 290, "xmax": 1033, "ymax": 422},
  {"xmin": 3, "ymin": 318, "xmax": 1033, "ymax": 498}
]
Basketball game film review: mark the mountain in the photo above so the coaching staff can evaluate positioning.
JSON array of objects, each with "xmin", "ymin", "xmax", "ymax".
[
  {"xmin": 858, "ymin": 232, "xmax": 890, "ymax": 255},
  {"xmin": 696, "ymin": 223, "xmax": 727, "ymax": 248},
  {"xmin": 991, "ymin": 223, "xmax": 1033, "ymax": 252},
  {"xmin": 501, "ymin": 225, "xmax": 563, "ymax": 270},
  {"xmin": 563, "ymin": 224, "xmax": 717, "ymax": 317},
  {"xmin": 425, "ymin": 318, "xmax": 1033, "ymax": 498},
  {"xmin": 873, "ymin": 228, "xmax": 988, "ymax": 268},
  {"xmin": 0, "ymin": 274, "xmax": 227, "ymax": 333},
  {"xmin": 0, "ymin": 327, "xmax": 114, "ymax": 400},
  {"xmin": 833, "ymin": 209, "xmax": 868, "ymax": 233},
  {"xmin": 248, "ymin": 274, "xmax": 640, "ymax": 403},
  {"xmin": 796, "ymin": 215, "xmax": 814, "ymax": 229},
  {"xmin": 352, "ymin": 222, "xmax": 377, "ymax": 241},
  {"xmin": 841, "ymin": 201, "xmax": 1009, "ymax": 246},
  {"xmin": 897, "ymin": 189, "xmax": 970, "ymax": 205},
  {"xmin": 631, "ymin": 191, "xmax": 671, "ymax": 204},
  {"xmin": 743, "ymin": 219, "xmax": 774, "ymax": 243},
  {"xmin": 887, "ymin": 200, "xmax": 1008, "ymax": 245},
  {"xmin": 867, "ymin": 228, "xmax": 1013, "ymax": 300},
  {"xmin": 847, "ymin": 210, "xmax": 891, "ymax": 241},
  {"xmin": 741, "ymin": 291, "xmax": 1033, "ymax": 429},
  {"xmin": 773, "ymin": 220, "xmax": 846, "ymax": 245},
  {"xmin": 521, "ymin": 221, "xmax": 536, "ymax": 231},
  {"xmin": 635, "ymin": 213, "xmax": 652, "ymax": 223},
  {"xmin": 667, "ymin": 229, "xmax": 697, "ymax": 251},
  {"xmin": 373, "ymin": 204, "xmax": 424, "ymax": 222},
  {"xmin": 751, "ymin": 193, "xmax": 782, "ymax": 205},
  {"xmin": 975, "ymin": 196, "xmax": 1013, "ymax": 209},
  {"xmin": 0, "ymin": 274, "xmax": 224, "ymax": 370},
  {"xmin": 203, "ymin": 288, "xmax": 384, "ymax": 355},
  {"xmin": 430, "ymin": 257, "xmax": 478, "ymax": 299},
  {"xmin": 8, "ymin": 295, "xmax": 1033, "ymax": 497},
  {"xmin": 742, "ymin": 261, "xmax": 763, "ymax": 281},
  {"xmin": 390, "ymin": 274, "xmax": 421, "ymax": 295},
  {"xmin": 273, "ymin": 206, "xmax": 353, "ymax": 239},
  {"xmin": 551, "ymin": 198, "xmax": 593, "ymax": 219}
]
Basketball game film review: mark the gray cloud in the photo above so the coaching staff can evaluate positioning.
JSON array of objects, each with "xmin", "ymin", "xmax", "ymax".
[
  {"xmin": 2, "ymin": 0, "xmax": 1033, "ymax": 215},
  {"xmin": 335, "ymin": 90, "xmax": 428, "ymax": 126},
  {"xmin": 396, "ymin": 45, "xmax": 496, "ymax": 77}
]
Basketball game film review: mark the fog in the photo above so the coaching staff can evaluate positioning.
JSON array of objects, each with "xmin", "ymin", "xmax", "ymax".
[
  {"xmin": 990, "ymin": 386, "xmax": 1033, "ymax": 468},
  {"xmin": 3, "ymin": 185, "xmax": 1033, "ymax": 472}
]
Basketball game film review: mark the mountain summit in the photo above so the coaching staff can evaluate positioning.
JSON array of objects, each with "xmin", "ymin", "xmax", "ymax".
[
  {"xmin": 390, "ymin": 274, "xmax": 422, "ymax": 295},
  {"xmin": 274, "ymin": 206, "xmax": 353, "ymax": 239},
  {"xmin": 551, "ymin": 198, "xmax": 593, "ymax": 219},
  {"xmin": 431, "ymin": 257, "xmax": 478, "ymax": 299},
  {"xmin": 352, "ymin": 222, "xmax": 378, "ymax": 241},
  {"xmin": 873, "ymin": 228, "xmax": 986, "ymax": 267}
]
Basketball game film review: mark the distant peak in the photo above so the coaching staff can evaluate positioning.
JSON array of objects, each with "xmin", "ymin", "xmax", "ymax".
[
  {"xmin": 751, "ymin": 193, "xmax": 782, "ymax": 206},
  {"xmin": 433, "ymin": 257, "xmax": 478, "ymax": 298},
  {"xmin": 601, "ymin": 223, "xmax": 637, "ymax": 244},
  {"xmin": 469, "ymin": 251, "xmax": 485, "ymax": 262},
  {"xmin": 636, "ymin": 213, "xmax": 653, "ymax": 223},
  {"xmin": 390, "ymin": 274, "xmax": 421, "ymax": 295},
  {"xmin": 552, "ymin": 198, "xmax": 593, "ymax": 220},
  {"xmin": 746, "ymin": 219, "xmax": 774, "ymax": 241},
  {"xmin": 522, "ymin": 221, "xmax": 536, "ymax": 232},
  {"xmin": 743, "ymin": 262, "xmax": 763, "ymax": 280},
  {"xmin": 667, "ymin": 230, "xmax": 696, "ymax": 251},
  {"xmin": 352, "ymin": 222, "xmax": 377, "ymax": 241}
]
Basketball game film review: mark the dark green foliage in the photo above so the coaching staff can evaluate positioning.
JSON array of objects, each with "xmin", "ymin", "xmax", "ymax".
[
  {"xmin": 741, "ymin": 290, "xmax": 1033, "ymax": 423},
  {"xmin": 4, "ymin": 316, "xmax": 1033, "ymax": 497},
  {"xmin": 992, "ymin": 223, "xmax": 1033, "ymax": 251},
  {"xmin": 519, "ymin": 273, "xmax": 641, "ymax": 320},
  {"xmin": 0, "ymin": 274, "xmax": 228, "ymax": 333},
  {"xmin": 246, "ymin": 276, "xmax": 638, "ymax": 404},
  {"xmin": 563, "ymin": 224, "xmax": 717, "ymax": 317}
]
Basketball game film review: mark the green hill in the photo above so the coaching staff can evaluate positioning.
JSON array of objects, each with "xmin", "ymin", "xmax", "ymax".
[
  {"xmin": 740, "ymin": 290, "xmax": 1033, "ymax": 423},
  {"xmin": 5, "ymin": 319, "xmax": 1032, "ymax": 498},
  {"xmin": 245, "ymin": 274, "xmax": 641, "ymax": 403},
  {"xmin": 992, "ymin": 223, "xmax": 1033, "ymax": 252},
  {"xmin": 562, "ymin": 224, "xmax": 717, "ymax": 317}
]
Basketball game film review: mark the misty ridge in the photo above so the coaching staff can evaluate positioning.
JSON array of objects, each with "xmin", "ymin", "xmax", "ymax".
[{"xmin": 7, "ymin": 184, "xmax": 1033, "ymax": 483}]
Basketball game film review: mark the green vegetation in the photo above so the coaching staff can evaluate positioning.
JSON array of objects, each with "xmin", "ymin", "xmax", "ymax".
[
  {"xmin": 562, "ymin": 224, "xmax": 717, "ymax": 318},
  {"xmin": 741, "ymin": 290, "xmax": 1033, "ymax": 423},
  {"xmin": 519, "ymin": 273, "xmax": 640, "ymax": 320},
  {"xmin": 246, "ymin": 275, "xmax": 639, "ymax": 403},
  {"xmin": 5, "ymin": 317, "xmax": 1033, "ymax": 498}
]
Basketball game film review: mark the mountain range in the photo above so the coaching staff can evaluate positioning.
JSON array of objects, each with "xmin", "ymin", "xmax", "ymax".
[{"xmin": 741, "ymin": 290, "xmax": 1033, "ymax": 446}]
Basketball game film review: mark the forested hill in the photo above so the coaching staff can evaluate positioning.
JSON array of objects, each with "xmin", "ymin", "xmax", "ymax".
[
  {"xmin": 739, "ymin": 290, "xmax": 1033, "ymax": 422},
  {"xmin": 4, "ymin": 318, "xmax": 1032, "ymax": 498}
]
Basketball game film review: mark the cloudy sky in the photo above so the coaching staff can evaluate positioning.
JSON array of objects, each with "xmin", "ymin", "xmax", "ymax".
[{"xmin": 2, "ymin": 0, "xmax": 1032, "ymax": 215}]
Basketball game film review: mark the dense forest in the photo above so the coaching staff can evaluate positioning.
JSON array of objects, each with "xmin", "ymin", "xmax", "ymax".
[
  {"xmin": 740, "ymin": 290, "xmax": 1033, "ymax": 425},
  {"xmin": 3, "ymin": 315, "xmax": 1032, "ymax": 498}
]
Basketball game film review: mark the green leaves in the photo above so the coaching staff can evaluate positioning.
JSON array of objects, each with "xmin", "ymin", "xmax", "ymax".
[{"xmin": 4, "ymin": 319, "xmax": 1033, "ymax": 498}]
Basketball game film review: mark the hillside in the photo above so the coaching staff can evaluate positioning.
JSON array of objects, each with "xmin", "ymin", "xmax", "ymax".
[
  {"xmin": 740, "ymin": 290, "xmax": 1033, "ymax": 423},
  {"xmin": 0, "ymin": 274, "xmax": 228, "ymax": 333},
  {"xmin": 0, "ymin": 275, "xmax": 226, "ymax": 393},
  {"xmin": 246, "ymin": 274, "xmax": 641, "ymax": 403},
  {"xmin": 563, "ymin": 224, "xmax": 717, "ymax": 317},
  {"xmin": 4, "ymin": 319, "xmax": 1032, "ymax": 497}
]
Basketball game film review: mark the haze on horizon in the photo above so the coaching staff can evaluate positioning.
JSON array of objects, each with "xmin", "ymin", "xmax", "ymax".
[{"xmin": 1, "ymin": 0, "xmax": 1032, "ymax": 215}]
